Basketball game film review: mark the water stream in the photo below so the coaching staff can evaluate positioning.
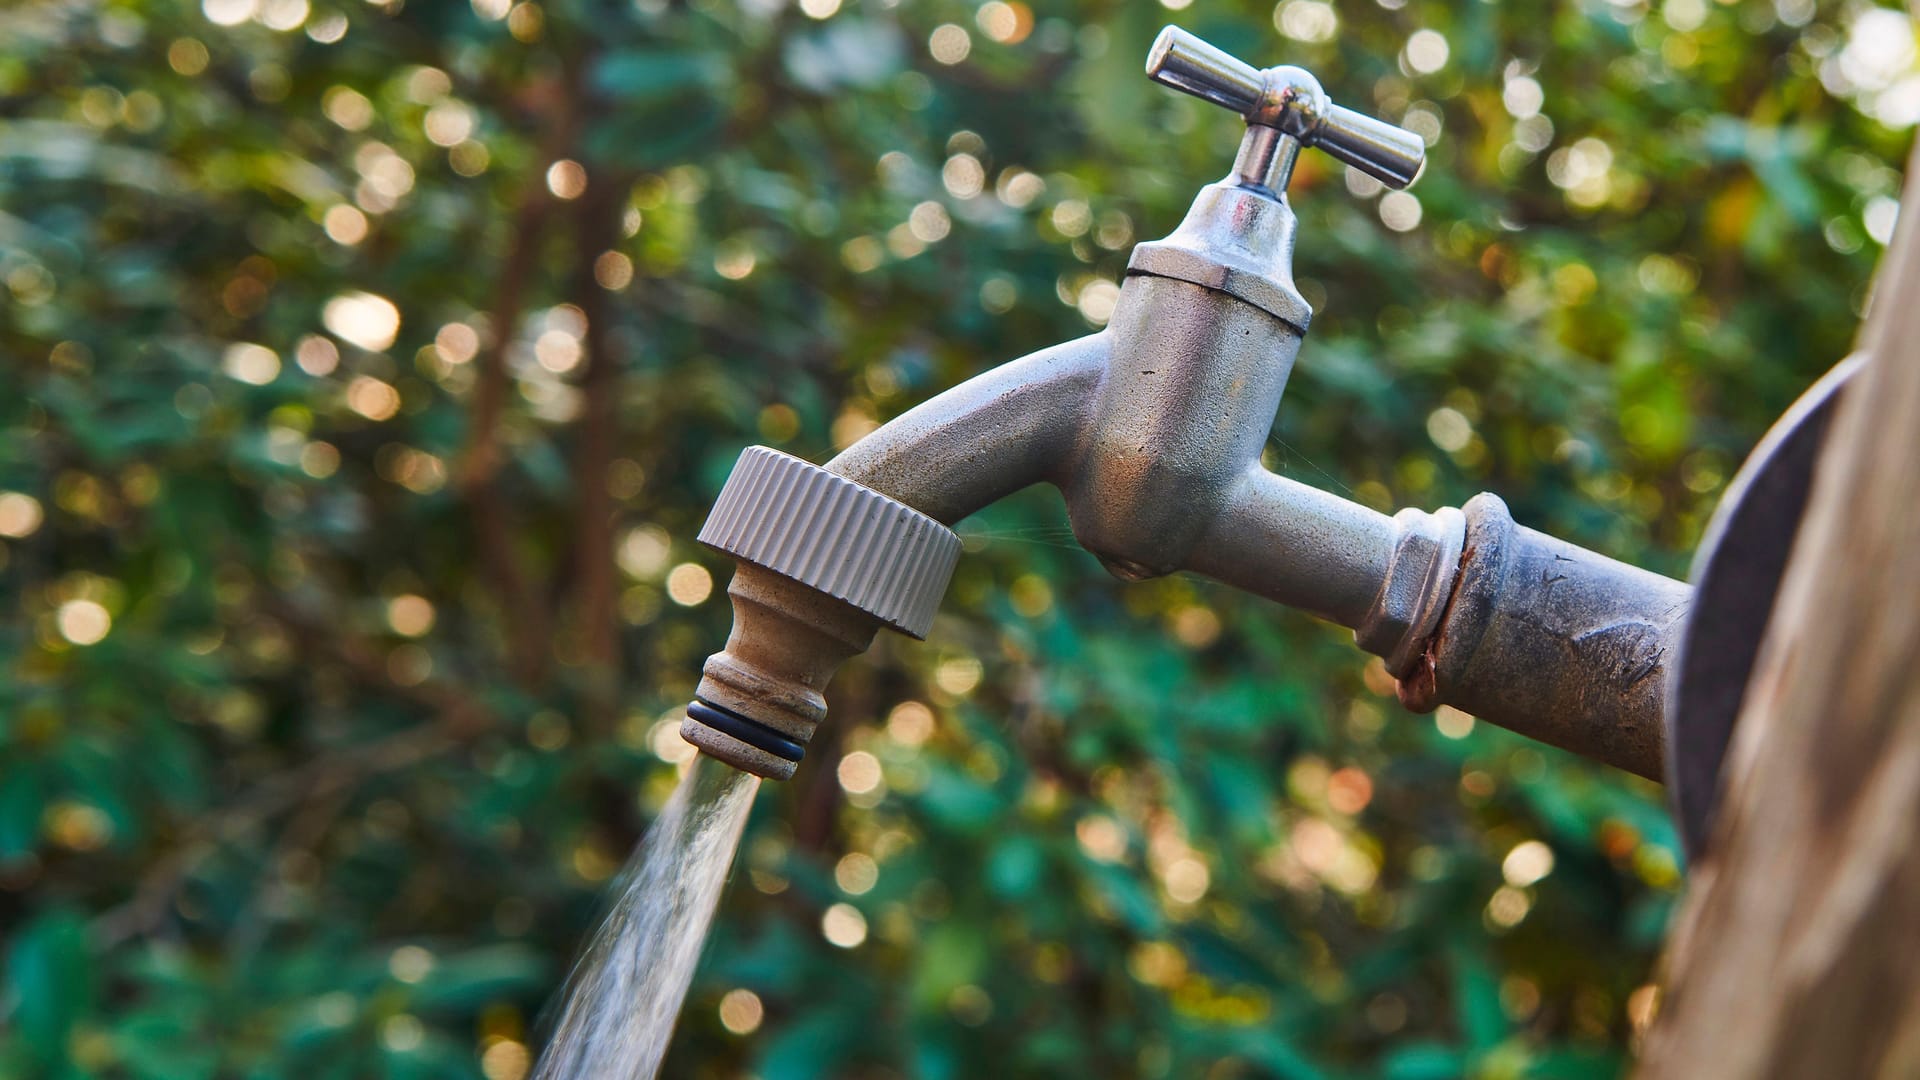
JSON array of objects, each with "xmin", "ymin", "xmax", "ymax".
[{"xmin": 532, "ymin": 752, "xmax": 761, "ymax": 1080}]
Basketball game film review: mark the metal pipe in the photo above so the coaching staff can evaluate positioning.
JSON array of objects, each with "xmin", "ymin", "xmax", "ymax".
[
  {"xmin": 1186, "ymin": 474, "xmax": 1687, "ymax": 779},
  {"xmin": 1184, "ymin": 466, "xmax": 1398, "ymax": 630},
  {"xmin": 1396, "ymin": 494, "xmax": 1689, "ymax": 780}
]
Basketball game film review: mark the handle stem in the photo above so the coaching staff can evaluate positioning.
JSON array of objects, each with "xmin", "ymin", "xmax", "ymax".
[{"xmin": 1232, "ymin": 126, "xmax": 1302, "ymax": 193}]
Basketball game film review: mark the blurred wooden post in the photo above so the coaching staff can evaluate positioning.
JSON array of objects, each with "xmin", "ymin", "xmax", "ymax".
[{"xmin": 1639, "ymin": 136, "xmax": 1920, "ymax": 1076}]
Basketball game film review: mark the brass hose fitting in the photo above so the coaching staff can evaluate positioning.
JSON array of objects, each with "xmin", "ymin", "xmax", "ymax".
[{"xmin": 683, "ymin": 447, "xmax": 961, "ymax": 780}]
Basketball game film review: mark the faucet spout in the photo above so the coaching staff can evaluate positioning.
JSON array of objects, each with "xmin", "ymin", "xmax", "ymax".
[
  {"xmin": 825, "ymin": 333, "xmax": 1110, "ymax": 523},
  {"xmin": 684, "ymin": 335, "xmax": 1108, "ymax": 779}
]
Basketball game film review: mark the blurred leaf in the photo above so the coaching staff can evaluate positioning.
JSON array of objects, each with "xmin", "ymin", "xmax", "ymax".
[
  {"xmin": 7, "ymin": 909, "xmax": 94, "ymax": 1073},
  {"xmin": 591, "ymin": 52, "xmax": 726, "ymax": 100}
]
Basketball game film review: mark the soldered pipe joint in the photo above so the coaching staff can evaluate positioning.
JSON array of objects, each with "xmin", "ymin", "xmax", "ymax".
[{"xmin": 1395, "ymin": 493, "xmax": 1688, "ymax": 780}]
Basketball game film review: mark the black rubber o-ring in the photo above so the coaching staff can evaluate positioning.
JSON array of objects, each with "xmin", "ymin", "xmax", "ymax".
[{"xmin": 687, "ymin": 699, "xmax": 806, "ymax": 763}]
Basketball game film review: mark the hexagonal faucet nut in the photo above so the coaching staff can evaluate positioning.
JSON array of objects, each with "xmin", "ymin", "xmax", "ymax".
[
  {"xmin": 683, "ymin": 446, "xmax": 962, "ymax": 779},
  {"xmin": 1354, "ymin": 505, "xmax": 1466, "ymax": 677}
]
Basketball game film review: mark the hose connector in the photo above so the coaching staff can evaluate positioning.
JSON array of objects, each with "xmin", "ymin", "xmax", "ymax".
[{"xmin": 684, "ymin": 446, "xmax": 961, "ymax": 780}]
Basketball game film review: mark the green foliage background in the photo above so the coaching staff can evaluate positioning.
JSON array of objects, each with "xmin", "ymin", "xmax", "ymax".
[{"xmin": 0, "ymin": 0, "xmax": 1910, "ymax": 1076}]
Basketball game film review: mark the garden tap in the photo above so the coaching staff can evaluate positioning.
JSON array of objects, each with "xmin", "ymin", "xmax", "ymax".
[{"xmin": 684, "ymin": 28, "xmax": 1689, "ymax": 783}]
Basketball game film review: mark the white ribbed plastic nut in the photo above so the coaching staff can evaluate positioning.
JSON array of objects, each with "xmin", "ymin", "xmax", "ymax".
[{"xmin": 698, "ymin": 446, "xmax": 961, "ymax": 639}]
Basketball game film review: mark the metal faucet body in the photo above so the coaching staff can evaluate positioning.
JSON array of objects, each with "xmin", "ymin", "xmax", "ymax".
[
  {"xmin": 686, "ymin": 28, "xmax": 1689, "ymax": 783},
  {"xmin": 1074, "ymin": 254, "xmax": 1302, "ymax": 578},
  {"xmin": 832, "ymin": 175, "xmax": 1315, "ymax": 585}
]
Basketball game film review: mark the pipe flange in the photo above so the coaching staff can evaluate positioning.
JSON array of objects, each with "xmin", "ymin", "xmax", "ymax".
[{"xmin": 698, "ymin": 445, "xmax": 961, "ymax": 639}]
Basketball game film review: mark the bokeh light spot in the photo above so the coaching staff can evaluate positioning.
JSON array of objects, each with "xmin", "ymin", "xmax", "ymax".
[
  {"xmin": 1435, "ymin": 706, "xmax": 1475, "ymax": 739},
  {"xmin": 1485, "ymin": 884, "xmax": 1532, "ymax": 928},
  {"xmin": 1379, "ymin": 190, "xmax": 1423, "ymax": 231},
  {"xmin": 934, "ymin": 655, "xmax": 982, "ymax": 695},
  {"xmin": 434, "ymin": 322, "xmax": 480, "ymax": 364},
  {"xmin": 296, "ymin": 335, "xmax": 340, "ymax": 375},
  {"xmin": 929, "ymin": 24, "xmax": 971, "ymax": 64},
  {"xmin": 324, "ymin": 204, "xmax": 369, "ymax": 245},
  {"xmin": 834, "ymin": 852, "xmax": 879, "ymax": 895},
  {"xmin": 324, "ymin": 292, "xmax": 401, "ymax": 351},
  {"xmin": 480, "ymin": 1040, "xmax": 529, "ymax": 1080},
  {"xmin": 718, "ymin": 989, "xmax": 765, "ymax": 1034},
  {"xmin": 1404, "ymin": 29, "xmax": 1449, "ymax": 74},
  {"xmin": 203, "ymin": 0, "xmax": 259, "ymax": 27},
  {"xmin": 886, "ymin": 701, "xmax": 935, "ymax": 746},
  {"xmin": 0, "ymin": 493, "xmax": 44, "ymax": 538},
  {"xmin": 665, "ymin": 562, "xmax": 712, "ymax": 606},
  {"xmin": 386, "ymin": 594, "xmax": 435, "ymax": 637},
  {"xmin": 546, "ymin": 159, "xmax": 587, "ymax": 199},
  {"xmin": 346, "ymin": 376, "xmax": 402, "ymax": 420},
  {"xmin": 388, "ymin": 945, "xmax": 434, "ymax": 983},
  {"xmin": 1503, "ymin": 840, "xmax": 1555, "ymax": 887},
  {"xmin": 1275, "ymin": 0, "xmax": 1337, "ymax": 43},
  {"xmin": 57, "ymin": 599, "xmax": 112, "ymax": 645},
  {"xmin": 381, "ymin": 1014, "xmax": 424, "ymax": 1052},
  {"xmin": 837, "ymin": 750, "xmax": 883, "ymax": 795},
  {"xmin": 821, "ymin": 902, "xmax": 867, "ymax": 947},
  {"xmin": 976, "ymin": 1, "xmax": 1031, "ymax": 43},
  {"xmin": 223, "ymin": 343, "xmax": 281, "ymax": 385}
]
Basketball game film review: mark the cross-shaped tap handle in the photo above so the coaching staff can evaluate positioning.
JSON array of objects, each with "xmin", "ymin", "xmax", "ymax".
[{"xmin": 1146, "ymin": 26, "xmax": 1425, "ymax": 191}]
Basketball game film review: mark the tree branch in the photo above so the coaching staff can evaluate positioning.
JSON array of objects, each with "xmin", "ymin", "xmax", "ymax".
[
  {"xmin": 561, "ymin": 170, "xmax": 633, "ymax": 712},
  {"xmin": 454, "ymin": 164, "xmax": 560, "ymax": 687},
  {"xmin": 94, "ymin": 605, "xmax": 500, "ymax": 947}
]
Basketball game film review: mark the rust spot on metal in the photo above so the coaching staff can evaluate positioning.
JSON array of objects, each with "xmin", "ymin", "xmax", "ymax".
[
  {"xmin": 1396, "ymin": 652, "xmax": 1437, "ymax": 711},
  {"xmin": 1396, "ymin": 543, "xmax": 1475, "ymax": 713}
]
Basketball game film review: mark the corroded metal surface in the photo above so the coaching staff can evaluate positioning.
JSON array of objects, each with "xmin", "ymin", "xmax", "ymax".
[
  {"xmin": 1396, "ymin": 494, "xmax": 1690, "ymax": 781},
  {"xmin": 1356, "ymin": 506, "xmax": 1465, "ymax": 677}
]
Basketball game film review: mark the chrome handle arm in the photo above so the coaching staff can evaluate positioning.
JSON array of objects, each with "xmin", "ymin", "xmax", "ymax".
[
  {"xmin": 1314, "ymin": 104, "xmax": 1425, "ymax": 189},
  {"xmin": 1145, "ymin": 26, "xmax": 1266, "ymax": 114},
  {"xmin": 1146, "ymin": 25, "xmax": 1424, "ymax": 191}
]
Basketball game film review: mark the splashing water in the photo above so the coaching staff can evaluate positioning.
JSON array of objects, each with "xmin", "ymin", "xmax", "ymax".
[{"xmin": 533, "ymin": 753, "xmax": 760, "ymax": 1080}]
